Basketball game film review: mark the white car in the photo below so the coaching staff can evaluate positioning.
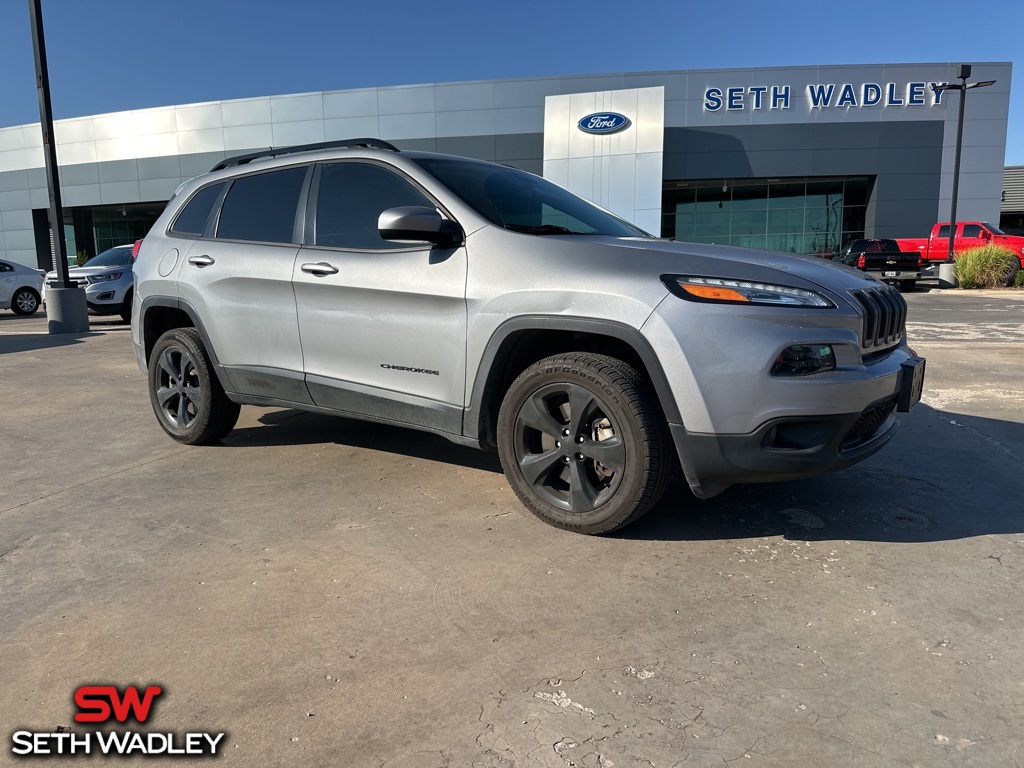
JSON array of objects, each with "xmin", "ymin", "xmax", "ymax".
[{"xmin": 0, "ymin": 259, "xmax": 45, "ymax": 315}]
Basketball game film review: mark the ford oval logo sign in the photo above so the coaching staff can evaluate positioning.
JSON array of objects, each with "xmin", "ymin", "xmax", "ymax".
[{"xmin": 577, "ymin": 112, "xmax": 631, "ymax": 134}]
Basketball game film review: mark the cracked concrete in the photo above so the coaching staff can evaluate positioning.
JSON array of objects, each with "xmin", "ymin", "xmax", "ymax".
[{"xmin": 1, "ymin": 291, "xmax": 1023, "ymax": 766}]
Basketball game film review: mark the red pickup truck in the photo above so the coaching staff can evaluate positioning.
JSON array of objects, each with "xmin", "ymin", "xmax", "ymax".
[{"xmin": 896, "ymin": 222, "xmax": 1024, "ymax": 268}]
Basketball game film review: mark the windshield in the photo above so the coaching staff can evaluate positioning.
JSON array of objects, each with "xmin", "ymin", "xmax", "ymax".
[
  {"xmin": 412, "ymin": 157, "xmax": 651, "ymax": 238},
  {"xmin": 82, "ymin": 246, "xmax": 134, "ymax": 268},
  {"xmin": 982, "ymin": 222, "xmax": 1006, "ymax": 235}
]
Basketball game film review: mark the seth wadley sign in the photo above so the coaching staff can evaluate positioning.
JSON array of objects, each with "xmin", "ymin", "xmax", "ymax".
[{"xmin": 704, "ymin": 82, "xmax": 950, "ymax": 111}]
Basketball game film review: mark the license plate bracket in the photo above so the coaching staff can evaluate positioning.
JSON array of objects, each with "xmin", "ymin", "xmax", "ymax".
[{"xmin": 898, "ymin": 356, "xmax": 926, "ymax": 412}]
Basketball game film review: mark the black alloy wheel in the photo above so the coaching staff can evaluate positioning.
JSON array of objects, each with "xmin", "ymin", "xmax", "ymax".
[
  {"xmin": 148, "ymin": 327, "xmax": 240, "ymax": 444},
  {"xmin": 497, "ymin": 352, "xmax": 671, "ymax": 534}
]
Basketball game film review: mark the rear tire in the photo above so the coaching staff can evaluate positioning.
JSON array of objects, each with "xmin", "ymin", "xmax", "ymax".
[
  {"xmin": 11, "ymin": 287, "xmax": 40, "ymax": 316},
  {"xmin": 497, "ymin": 352, "xmax": 671, "ymax": 535},
  {"xmin": 148, "ymin": 327, "xmax": 240, "ymax": 445}
]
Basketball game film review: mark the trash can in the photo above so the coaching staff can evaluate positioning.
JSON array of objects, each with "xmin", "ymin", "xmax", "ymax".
[{"xmin": 937, "ymin": 261, "xmax": 958, "ymax": 289}]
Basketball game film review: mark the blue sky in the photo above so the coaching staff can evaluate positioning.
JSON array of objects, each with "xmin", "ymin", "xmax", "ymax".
[{"xmin": 0, "ymin": 0, "xmax": 1020, "ymax": 163}]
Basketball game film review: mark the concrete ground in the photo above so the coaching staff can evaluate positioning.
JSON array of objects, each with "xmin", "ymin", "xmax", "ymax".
[{"xmin": 1, "ymin": 290, "xmax": 1022, "ymax": 767}]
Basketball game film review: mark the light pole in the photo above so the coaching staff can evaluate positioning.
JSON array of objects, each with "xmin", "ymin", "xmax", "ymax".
[
  {"xmin": 28, "ymin": 0, "xmax": 89, "ymax": 333},
  {"xmin": 933, "ymin": 65, "xmax": 996, "ymax": 263}
]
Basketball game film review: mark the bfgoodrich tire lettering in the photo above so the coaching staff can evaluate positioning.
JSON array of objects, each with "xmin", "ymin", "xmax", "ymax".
[
  {"xmin": 148, "ymin": 327, "xmax": 240, "ymax": 445},
  {"xmin": 497, "ymin": 352, "xmax": 671, "ymax": 534}
]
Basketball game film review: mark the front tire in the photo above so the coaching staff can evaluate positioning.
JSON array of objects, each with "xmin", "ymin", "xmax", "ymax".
[
  {"xmin": 148, "ymin": 327, "xmax": 240, "ymax": 445},
  {"xmin": 497, "ymin": 352, "xmax": 671, "ymax": 534},
  {"xmin": 120, "ymin": 289, "xmax": 133, "ymax": 323},
  {"xmin": 11, "ymin": 287, "xmax": 40, "ymax": 315}
]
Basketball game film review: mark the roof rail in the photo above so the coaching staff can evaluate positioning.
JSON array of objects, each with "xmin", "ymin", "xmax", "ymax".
[{"xmin": 210, "ymin": 138, "xmax": 399, "ymax": 172}]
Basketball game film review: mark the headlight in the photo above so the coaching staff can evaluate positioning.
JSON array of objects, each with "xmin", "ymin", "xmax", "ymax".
[
  {"xmin": 664, "ymin": 276, "xmax": 834, "ymax": 308},
  {"xmin": 87, "ymin": 272, "xmax": 123, "ymax": 283}
]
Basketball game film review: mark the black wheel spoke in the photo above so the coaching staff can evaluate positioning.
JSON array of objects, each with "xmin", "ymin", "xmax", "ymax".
[
  {"xmin": 159, "ymin": 349, "xmax": 181, "ymax": 381},
  {"xmin": 519, "ymin": 448, "xmax": 562, "ymax": 485},
  {"xmin": 156, "ymin": 386, "xmax": 176, "ymax": 407},
  {"xmin": 177, "ymin": 394, "xmax": 188, "ymax": 425},
  {"xmin": 580, "ymin": 435, "xmax": 625, "ymax": 473},
  {"xmin": 568, "ymin": 459, "xmax": 600, "ymax": 512},
  {"xmin": 518, "ymin": 392, "xmax": 564, "ymax": 439},
  {"xmin": 569, "ymin": 385, "xmax": 598, "ymax": 438}
]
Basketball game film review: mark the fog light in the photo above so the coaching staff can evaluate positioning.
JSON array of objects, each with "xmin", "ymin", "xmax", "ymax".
[{"xmin": 771, "ymin": 345, "xmax": 836, "ymax": 376}]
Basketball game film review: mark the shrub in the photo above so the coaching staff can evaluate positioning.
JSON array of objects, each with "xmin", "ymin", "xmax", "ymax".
[
  {"xmin": 954, "ymin": 245, "xmax": 1019, "ymax": 288},
  {"xmin": 1015, "ymin": 269, "xmax": 1024, "ymax": 288}
]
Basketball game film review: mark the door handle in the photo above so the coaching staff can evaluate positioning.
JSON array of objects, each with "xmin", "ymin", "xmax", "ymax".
[
  {"xmin": 188, "ymin": 255, "xmax": 215, "ymax": 267},
  {"xmin": 300, "ymin": 262, "xmax": 339, "ymax": 276}
]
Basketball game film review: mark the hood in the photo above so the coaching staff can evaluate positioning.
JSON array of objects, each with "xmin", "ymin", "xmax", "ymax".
[
  {"xmin": 542, "ymin": 236, "xmax": 879, "ymax": 293},
  {"xmin": 993, "ymin": 234, "xmax": 1024, "ymax": 249},
  {"xmin": 45, "ymin": 265, "xmax": 129, "ymax": 280}
]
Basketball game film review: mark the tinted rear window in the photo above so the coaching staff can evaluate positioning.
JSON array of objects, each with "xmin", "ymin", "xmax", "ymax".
[
  {"xmin": 216, "ymin": 167, "xmax": 308, "ymax": 244},
  {"xmin": 171, "ymin": 182, "xmax": 225, "ymax": 236}
]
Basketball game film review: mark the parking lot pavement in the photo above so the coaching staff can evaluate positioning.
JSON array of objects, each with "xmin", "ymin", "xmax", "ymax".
[{"xmin": 1, "ymin": 295, "xmax": 1022, "ymax": 767}]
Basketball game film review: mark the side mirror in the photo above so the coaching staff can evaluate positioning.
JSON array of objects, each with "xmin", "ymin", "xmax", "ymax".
[
  {"xmin": 378, "ymin": 206, "xmax": 462, "ymax": 246},
  {"xmin": 980, "ymin": 230, "xmax": 992, "ymax": 240}
]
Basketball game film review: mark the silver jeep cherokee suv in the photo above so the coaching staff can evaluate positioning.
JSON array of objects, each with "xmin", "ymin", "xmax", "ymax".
[{"xmin": 132, "ymin": 139, "xmax": 925, "ymax": 534}]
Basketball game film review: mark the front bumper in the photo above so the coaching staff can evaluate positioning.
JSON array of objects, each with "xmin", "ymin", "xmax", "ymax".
[
  {"xmin": 669, "ymin": 394, "xmax": 900, "ymax": 498},
  {"xmin": 44, "ymin": 277, "xmax": 130, "ymax": 313},
  {"xmin": 641, "ymin": 281, "xmax": 921, "ymax": 498},
  {"xmin": 84, "ymin": 281, "xmax": 130, "ymax": 313}
]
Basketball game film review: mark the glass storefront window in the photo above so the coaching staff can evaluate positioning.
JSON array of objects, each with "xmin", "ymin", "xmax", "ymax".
[
  {"xmin": 662, "ymin": 176, "xmax": 871, "ymax": 255},
  {"xmin": 93, "ymin": 216, "xmax": 153, "ymax": 254}
]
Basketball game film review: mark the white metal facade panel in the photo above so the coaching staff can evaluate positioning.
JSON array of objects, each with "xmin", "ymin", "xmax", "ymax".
[{"xmin": 543, "ymin": 87, "xmax": 665, "ymax": 235}]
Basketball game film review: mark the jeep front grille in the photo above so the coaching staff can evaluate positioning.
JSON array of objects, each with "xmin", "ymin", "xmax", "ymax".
[{"xmin": 849, "ymin": 285, "xmax": 907, "ymax": 350}]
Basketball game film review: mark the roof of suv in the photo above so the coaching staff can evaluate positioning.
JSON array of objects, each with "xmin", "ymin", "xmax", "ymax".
[{"xmin": 210, "ymin": 138, "xmax": 401, "ymax": 172}]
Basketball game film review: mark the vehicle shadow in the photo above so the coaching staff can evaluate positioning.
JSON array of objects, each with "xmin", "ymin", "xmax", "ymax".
[
  {"xmin": 221, "ymin": 403, "xmax": 1024, "ymax": 544},
  {"xmin": 224, "ymin": 408, "xmax": 505, "ymax": 475},
  {"xmin": 0, "ymin": 314, "xmax": 129, "ymax": 355},
  {"xmin": 621, "ymin": 404, "xmax": 1024, "ymax": 544},
  {"xmin": 0, "ymin": 331, "xmax": 95, "ymax": 355}
]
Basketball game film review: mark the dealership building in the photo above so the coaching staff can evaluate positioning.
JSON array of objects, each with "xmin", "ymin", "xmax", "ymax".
[{"xmin": 0, "ymin": 61, "xmax": 1012, "ymax": 268}]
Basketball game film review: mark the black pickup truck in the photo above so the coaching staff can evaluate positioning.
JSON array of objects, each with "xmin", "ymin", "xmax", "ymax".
[{"xmin": 837, "ymin": 239, "xmax": 921, "ymax": 293}]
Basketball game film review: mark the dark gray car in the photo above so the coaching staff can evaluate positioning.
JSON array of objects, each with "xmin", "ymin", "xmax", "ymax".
[{"xmin": 131, "ymin": 139, "xmax": 925, "ymax": 534}]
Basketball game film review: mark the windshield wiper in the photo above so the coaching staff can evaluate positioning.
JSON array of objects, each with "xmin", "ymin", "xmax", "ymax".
[{"xmin": 504, "ymin": 223, "xmax": 592, "ymax": 236}]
